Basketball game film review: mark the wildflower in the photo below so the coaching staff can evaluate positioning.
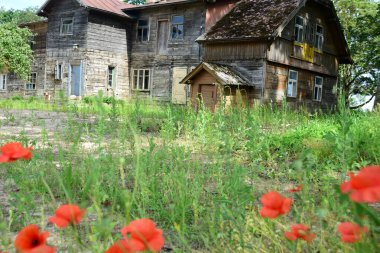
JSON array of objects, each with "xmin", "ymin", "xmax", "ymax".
[
  {"xmin": 284, "ymin": 224, "xmax": 315, "ymax": 242},
  {"xmin": 340, "ymin": 165, "xmax": 380, "ymax": 203},
  {"xmin": 105, "ymin": 240, "xmax": 135, "ymax": 253},
  {"xmin": 287, "ymin": 184, "xmax": 303, "ymax": 193},
  {"xmin": 48, "ymin": 204, "xmax": 86, "ymax": 228},
  {"xmin": 259, "ymin": 191, "xmax": 292, "ymax": 218},
  {"xmin": 121, "ymin": 218, "xmax": 165, "ymax": 253},
  {"xmin": 14, "ymin": 224, "xmax": 55, "ymax": 253},
  {"xmin": 0, "ymin": 142, "xmax": 32, "ymax": 163},
  {"xmin": 338, "ymin": 222, "xmax": 368, "ymax": 243}
]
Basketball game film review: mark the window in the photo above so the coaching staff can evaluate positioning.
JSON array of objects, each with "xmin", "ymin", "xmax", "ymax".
[
  {"xmin": 287, "ymin": 70, "xmax": 298, "ymax": 97},
  {"xmin": 171, "ymin": 15, "xmax": 184, "ymax": 39},
  {"xmin": 60, "ymin": 18, "xmax": 73, "ymax": 35},
  {"xmin": 315, "ymin": 25, "xmax": 324, "ymax": 51},
  {"xmin": 137, "ymin": 20, "xmax": 149, "ymax": 42},
  {"xmin": 294, "ymin": 16, "xmax": 304, "ymax": 43},
  {"xmin": 0, "ymin": 74, "xmax": 6, "ymax": 90},
  {"xmin": 108, "ymin": 66, "xmax": 116, "ymax": 88},
  {"xmin": 54, "ymin": 63, "xmax": 62, "ymax": 80},
  {"xmin": 132, "ymin": 69, "xmax": 150, "ymax": 90},
  {"xmin": 26, "ymin": 73, "xmax": 37, "ymax": 90},
  {"xmin": 313, "ymin": 76, "xmax": 323, "ymax": 101}
]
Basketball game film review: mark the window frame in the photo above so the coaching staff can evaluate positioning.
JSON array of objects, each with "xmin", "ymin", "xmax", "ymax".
[
  {"xmin": 313, "ymin": 76, "xmax": 323, "ymax": 101},
  {"xmin": 26, "ymin": 72, "xmax": 37, "ymax": 90},
  {"xmin": 287, "ymin": 70, "xmax": 298, "ymax": 98},
  {"xmin": 54, "ymin": 63, "xmax": 63, "ymax": 80},
  {"xmin": 0, "ymin": 74, "xmax": 6, "ymax": 91},
  {"xmin": 137, "ymin": 19, "xmax": 150, "ymax": 42},
  {"xmin": 171, "ymin": 15, "xmax": 184, "ymax": 40},
  {"xmin": 107, "ymin": 66, "xmax": 116, "ymax": 89},
  {"xmin": 60, "ymin": 17, "xmax": 74, "ymax": 35},
  {"xmin": 132, "ymin": 69, "xmax": 151, "ymax": 91},
  {"xmin": 315, "ymin": 24, "xmax": 324, "ymax": 51},
  {"xmin": 294, "ymin": 16, "xmax": 304, "ymax": 43}
]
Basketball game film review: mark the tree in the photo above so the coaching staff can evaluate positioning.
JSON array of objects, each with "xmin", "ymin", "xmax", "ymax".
[
  {"xmin": 0, "ymin": 23, "xmax": 33, "ymax": 80},
  {"xmin": 124, "ymin": 0, "xmax": 146, "ymax": 5},
  {"xmin": 333, "ymin": 0, "xmax": 380, "ymax": 108},
  {"xmin": 0, "ymin": 7, "xmax": 43, "ymax": 25}
]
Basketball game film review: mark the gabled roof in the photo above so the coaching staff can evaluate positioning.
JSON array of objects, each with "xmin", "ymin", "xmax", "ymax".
[
  {"xmin": 199, "ymin": 0, "xmax": 303, "ymax": 42},
  {"xmin": 38, "ymin": 0, "xmax": 135, "ymax": 18},
  {"xmin": 180, "ymin": 62, "xmax": 252, "ymax": 86}
]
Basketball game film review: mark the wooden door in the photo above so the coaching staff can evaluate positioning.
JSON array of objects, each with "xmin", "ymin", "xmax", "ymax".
[
  {"xmin": 157, "ymin": 20, "xmax": 168, "ymax": 54},
  {"xmin": 199, "ymin": 84, "xmax": 216, "ymax": 111}
]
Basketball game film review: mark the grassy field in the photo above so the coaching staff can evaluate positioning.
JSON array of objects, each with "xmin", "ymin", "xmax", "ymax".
[{"xmin": 0, "ymin": 95, "xmax": 379, "ymax": 252}]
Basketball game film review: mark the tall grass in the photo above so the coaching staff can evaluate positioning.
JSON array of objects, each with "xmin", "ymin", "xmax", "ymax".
[{"xmin": 0, "ymin": 96, "xmax": 379, "ymax": 252}]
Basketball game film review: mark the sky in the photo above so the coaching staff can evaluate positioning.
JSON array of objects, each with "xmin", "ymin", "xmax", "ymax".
[{"xmin": 0, "ymin": 0, "xmax": 46, "ymax": 10}]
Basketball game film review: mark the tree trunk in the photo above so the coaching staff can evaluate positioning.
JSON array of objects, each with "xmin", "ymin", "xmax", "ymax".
[{"xmin": 374, "ymin": 81, "xmax": 380, "ymax": 109}]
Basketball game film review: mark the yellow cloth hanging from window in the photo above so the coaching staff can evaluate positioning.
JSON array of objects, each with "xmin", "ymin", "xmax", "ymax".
[{"xmin": 302, "ymin": 43, "xmax": 314, "ymax": 63}]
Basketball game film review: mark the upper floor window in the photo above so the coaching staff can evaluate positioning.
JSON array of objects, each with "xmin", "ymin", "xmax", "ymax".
[
  {"xmin": 132, "ymin": 69, "xmax": 150, "ymax": 91},
  {"xmin": 108, "ymin": 66, "xmax": 116, "ymax": 88},
  {"xmin": 26, "ymin": 73, "xmax": 37, "ymax": 90},
  {"xmin": 294, "ymin": 16, "xmax": 304, "ymax": 43},
  {"xmin": 287, "ymin": 70, "xmax": 298, "ymax": 97},
  {"xmin": 137, "ymin": 20, "xmax": 149, "ymax": 42},
  {"xmin": 315, "ymin": 25, "xmax": 324, "ymax": 51},
  {"xmin": 0, "ymin": 74, "xmax": 6, "ymax": 90},
  {"xmin": 313, "ymin": 76, "xmax": 323, "ymax": 101},
  {"xmin": 60, "ymin": 18, "xmax": 73, "ymax": 35},
  {"xmin": 171, "ymin": 15, "xmax": 184, "ymax": 39}
]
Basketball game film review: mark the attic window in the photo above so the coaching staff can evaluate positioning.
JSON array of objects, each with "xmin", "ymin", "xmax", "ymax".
[
  {"xmin": 137, "ymin": 20, "xmax": 149, "ymax": 42},
  {"xmin": 60, "ymin": 18, "xmax": 73, "ymax": 35},
  {"xmin": 294, "ymin": 16, "xmax": 304, "ymax": 43},
  {"xmin": 171, "ymin": 15, "xmax": 184, "ymax": 39},
  {"xmin": 315, "ymin": 25, "xmax": 324, "ymax": 51}
]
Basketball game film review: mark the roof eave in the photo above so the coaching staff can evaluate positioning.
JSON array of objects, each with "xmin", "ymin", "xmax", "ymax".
[{"xmin": 122, "ymin": 0, "xmax": 200, "ymax": 11}]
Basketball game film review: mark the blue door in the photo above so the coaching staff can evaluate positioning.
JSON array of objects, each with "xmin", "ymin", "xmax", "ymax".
[{"xmin": 71, "ymin": 65, "xmax": 81, "ymax": 96}]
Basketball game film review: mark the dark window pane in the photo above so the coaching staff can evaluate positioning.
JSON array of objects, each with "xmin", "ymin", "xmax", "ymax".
[
  {"xmin": 139, "ymin": 70, "xmax": 144, "ymax": 89},
  {"xmin": 144, "ymin": 70, "xmax": 149, "ymax": 90},
  {"xmin": 142, "ymin": 29, "xmax": 148, "ymax": 41}
]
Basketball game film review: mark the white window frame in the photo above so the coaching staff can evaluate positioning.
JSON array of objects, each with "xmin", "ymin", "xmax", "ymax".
[
  {"xmin": 54, "ymin": 63, "xmax": 63, "ymax": 80},
  {"xmin": 313, "ymin": 76, "xmax": 323, "ymax": 101},
  {"xmin": 26, "ymin": 72, "xmax": 37, "ymax": 90},
  {"xmin": 60, "ymin": 18, "xmax": 74, "ymax": 35},
  {"xmin": 132, "ymin": 69, "xmax": 151, "ymax": 91},
  {"xmin": 287, "ymin": 70, "xmax": 298, "ymax": 98},
  {"xmin": 294, "ymin": 16, "xmax": 304, "ymax": 43},
  {"xmin": 315, "ymin": 24, "xmax": 324, "ymax": 51},
  {"xmin": 107, "ymin": 66, "xmax": 117, "ymax": 89},
  {"xmin": 0, "ymin": 74, "xmax": 6, "ymax": 90},
  {"xmin": 137, "ymin": 19, "xmax": 149, "ymax": 42},
  {"xmin": 171, "ymin": 15, "xmax": 184, "ymax": 40}
]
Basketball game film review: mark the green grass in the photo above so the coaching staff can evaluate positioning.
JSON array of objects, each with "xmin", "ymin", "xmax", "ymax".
[{"xmin": 0, "ymin": 96, "xmax": 379, "ymax": 252}]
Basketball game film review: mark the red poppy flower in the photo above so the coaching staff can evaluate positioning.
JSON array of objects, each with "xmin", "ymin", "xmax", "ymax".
[
  {"xmin": 120, "ymin": 218, "xmax": 165, "ymax": 253},
  {"xmin": 259, "ymin": 191, "xmax": 292, "ymax": 218},
  {"xmin": 0, "ymin": 142, "xmax": 32, "ymax": 163},
  {"xmin": 14, "ymin": 224, "xmax": 55, "ymax": 253},
  {"xmin": 287, "ymin": 184, "xmax": 303, "ymax": 193},
  {"xmin": 338, "ymin": 222, "xmax": 368, "ymax": 243},
  {"xmin": 284, "ymin": 224, "xmax": 315, "ymax": 242},
  {"xmin": 340, "ymin": 165, "xmax": 380, "ymax": 203},
  {"xmin": 105, "ymin": 240, "xmax": 136, "ymax": 253},
  {"xmin": 48, "ymin": 204, "xmax": 86, "ymax": 228}
]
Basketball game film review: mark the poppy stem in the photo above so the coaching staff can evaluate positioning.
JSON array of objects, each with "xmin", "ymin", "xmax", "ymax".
[{"xmin": 357, "ymin": 204, "xmax": 380, "ymax": 227}]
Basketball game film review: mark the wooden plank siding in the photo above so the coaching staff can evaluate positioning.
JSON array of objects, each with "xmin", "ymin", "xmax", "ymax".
[{"xmin": 128, "ymin": 2, "xmax": 205, "ymax": 101}]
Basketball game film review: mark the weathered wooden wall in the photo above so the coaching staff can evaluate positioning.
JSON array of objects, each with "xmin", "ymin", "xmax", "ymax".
[
  {"xmin": 128, "ymin": 2, "xmax": 205, "ymax": 101},
  {"xmin": 265, "ymin": 62, "xmax": 337, "ymax": 111},
  {"xmin": 85, "ymin": 13, "xmax": 131, "ymax": 97}
]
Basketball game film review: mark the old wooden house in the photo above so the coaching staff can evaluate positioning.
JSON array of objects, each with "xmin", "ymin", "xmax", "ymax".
[{"xmin": 0, "ymin": 0, "xmax": 351, "ymax": 111}]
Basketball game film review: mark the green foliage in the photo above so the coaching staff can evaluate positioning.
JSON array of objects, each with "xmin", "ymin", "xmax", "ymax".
[
  {"xmin": 0, "ymin": 7, "xmax": 43, "ymax": 25},
  {"xmin": 0, "ymin": 99, "xmax": 379, "ymax": 252},
  {"xmin": 0, "ymin": 23, "xmax": 33, "ymax": 80},
  {"xmin": 333, "ymin": 0, "xmax": 380, "ymax": 105},
  {"xmin": 124, "ymin": 0, "xmax": 146, "ymax": 5}
]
